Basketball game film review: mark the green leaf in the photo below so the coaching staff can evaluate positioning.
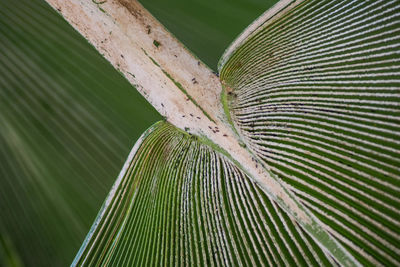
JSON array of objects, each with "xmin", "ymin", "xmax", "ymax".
[
  {"xmin": 219, "ymin": 0, "xmax": 400, "ymax": 265},
  {"xmin": 74, "ymin": 121, "xmax": 339, "ymax": 266},
  {"xmin": 2, "ymin": 0, "xmax": 399, "ymax": 265}
]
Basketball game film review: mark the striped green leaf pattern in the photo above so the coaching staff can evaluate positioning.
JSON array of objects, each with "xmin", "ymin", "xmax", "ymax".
[
  {"xmin": 219, "ymin": 0, "xmax": 400, "ymax": 266},
  {"xmin": 74, "ymin": 121, "xmax": 340, "ymax": 266}
]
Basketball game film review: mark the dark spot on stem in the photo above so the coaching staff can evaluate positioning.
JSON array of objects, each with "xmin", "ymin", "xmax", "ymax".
[{"xmin": 153, "ymin": 40, "xmax": 161, "ymax": 48}]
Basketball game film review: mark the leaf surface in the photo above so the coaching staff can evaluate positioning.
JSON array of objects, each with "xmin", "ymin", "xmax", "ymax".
[
  {"xmin": 74, "ymin": 121, "xmax": 339, "ymax": 266},
  {"xmin": 2, "ymin": 0, "xmax": 399, "ymax": 265},
  {"xmin": 219, "ymin": 0, "xmax": 400, "ymax": 265}
]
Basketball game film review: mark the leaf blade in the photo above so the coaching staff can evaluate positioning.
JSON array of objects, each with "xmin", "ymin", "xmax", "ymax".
[
  {"xmin": 74, "ymin": 121, "xmax": 355, "ymax": 266},
  {"xmin": 220, "ymin": 0, "xmax": 400, "ymax": 265}
]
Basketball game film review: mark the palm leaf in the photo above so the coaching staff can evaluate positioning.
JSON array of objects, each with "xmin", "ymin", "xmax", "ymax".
[
  {"xmin": 74, "ymin": 121, "xmax": 339, "ymax": 266},
  {"xmin": 2, "ymin": 0, "xmax": 399, "ymax": 266},
  {"xmin": 219, "ymin": 0, "xmax": 400, "ymax": 265}
]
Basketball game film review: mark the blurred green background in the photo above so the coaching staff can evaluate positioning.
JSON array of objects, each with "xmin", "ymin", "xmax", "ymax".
[{"xmin": 0, "ymin": 0, "xmax": 276, "ymax": 265}]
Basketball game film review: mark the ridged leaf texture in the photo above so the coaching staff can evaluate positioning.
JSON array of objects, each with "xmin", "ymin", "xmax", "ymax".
[
  {"xmin": 74, "ymin": 122, "xmax": 339, "ymax": 266},
  {"xmin": 1, "ymin": 0, "xmax": 399, "ymax": 266},
  {"xmin": 219, "ymin": 0, "xmax": 400, "ymax": 266}
]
